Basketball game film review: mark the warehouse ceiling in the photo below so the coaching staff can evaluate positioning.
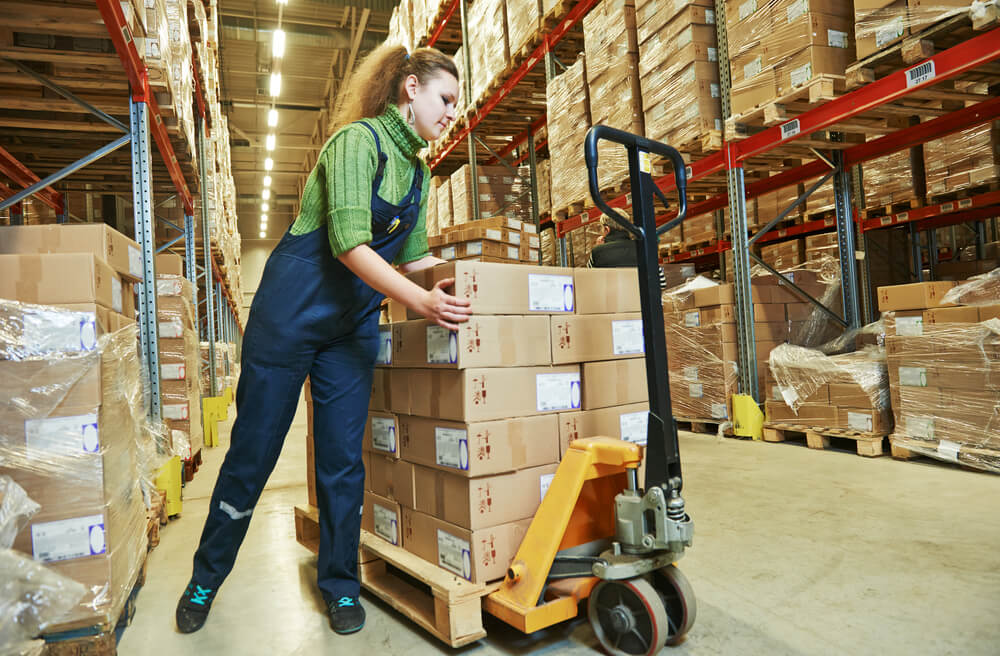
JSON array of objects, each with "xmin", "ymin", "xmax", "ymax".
[{"xmin": 217, "ymin": 0, "xmax": 394, "ymax": 241}]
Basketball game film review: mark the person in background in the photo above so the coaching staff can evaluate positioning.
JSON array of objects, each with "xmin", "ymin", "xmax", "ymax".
[
  {"xmin": 175, "ymin": 44, "xmax": 470, "ymax": 638},
  {"xmin": 588, "ymin": 215, "xmax": 668, "ymax": 290}
]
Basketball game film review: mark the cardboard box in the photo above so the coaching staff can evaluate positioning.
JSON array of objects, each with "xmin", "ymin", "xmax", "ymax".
[
  {"xmin": 765, "ymin": 401, "xmax": 838, "ymax": 424},
  {"xmin": 390, "ymin": 316, "xmax": 552, "ymax": 368},
  {"xmin": 582, "ymin": 358, "xmax": 648, "ymax": 409},
  {"xmin": 404, "ymin": 365, "xmax": 581, "ymax": 422},
  {"xmin": 828, "ymin": 383, "xmax": 873, "ymax": 408},
  {"xmin": 388, "ymin": 369, "xmax": 412, "ymax": 415},
  {"xmin": 400, "ymin": 508, "xmax": 531, "ymax": 583},
  {"xmin": 0, "ymin": 224, "xmax": 144, "ymax": 281},
  {"xmin": 558, "ymin": 402, "xmax": 649, "ymax": 455},
  {"xmin": 573, "ymin": 267, "xmax": 642, "ymax": 314},
  {"xmin": 693, "ymin": 283, "xmax": 765, "ymax": 307},
  {"xmin": 156, "ymin": 253, "xmax": 184, "ymax": 276},
  {"xmin": 370, "ymin": 368, "xmax": 391, "ymax": 412},
  {"xmin": 836, "ymin": 406, "xmax": 891, "ymax": 434},
  {"xmin": 551, "ymin": 313, "xmax": 645, "ymax": 364},
  {"xmin": 406, "ymin": 262, "xmax": 576, "ymax": 317},
  {"xmin": 363, "ymin": 411, "xmax": 400, "ymax": 458},
  {"xmin": 877, "ymin": 281, "xmax": 958, "ymax": 311},
  {"xmin": 855, "ymin": 3, "xmax": 907, "ymax": 60},
  {"xmin": 397, "ymin": 413, "xmax": 560, "ymax": 477},
  {"xmin": 411, "ymin": 463, "xmax": 559, "ymax": 530},
  {"xmin": 775, "ymin": 46, "xmax": 852, "ymax": 95},
  {"xmin": 0, "ymin": 254, "xmax": 126, "ymax": 314},
  {"xmin": 362, "ymin": 491, "xmax": 403, "ymax": 546},
  {"xmin": 367, "ymin": 456, "xmax": 416, "ymax": 508}
]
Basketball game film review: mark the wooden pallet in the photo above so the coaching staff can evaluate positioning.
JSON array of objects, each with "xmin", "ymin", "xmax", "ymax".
[
  {"xmin": 676, "ymin": 416, "xmax": 733, "ymax": 436},
  {"xmin": 860, "ymin": 198, "xmax": 923, "ymax": 220},
  {"xmin": 294, "ymin": 505, "xmax": 494, "ymax": 648},
  {"xmin": 889, "ymin": 434, "xmax": 1000, "ymax": 473},
  {"xmin": 726, "ymin": 75, "xmax": 846, "ymax": 139},
  {"xmin": 928, "ymin": 181, "xmax": 1000, "ymax": 205},
  {"xmin": 763, "ymin": 423, "xmax": 888, "ymax": 457}
]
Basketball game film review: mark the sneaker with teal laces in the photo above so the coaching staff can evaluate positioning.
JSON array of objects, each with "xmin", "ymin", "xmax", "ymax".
[
  {"xmin": 176, "ymin": 580, "xmax": 217, "ymax": 633},
  {"xmin": 327, "ymin": 596, "xmax": 365, "ymax": 635}
]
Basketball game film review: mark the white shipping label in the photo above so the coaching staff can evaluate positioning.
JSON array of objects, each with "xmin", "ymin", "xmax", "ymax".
[
  {"xmin": 529, "ymin": 235, "xmax": 539, "ymax": 248},
  {"xmin": 441, "ymin": 246, "xmax": 456, "ymax": 260},
  {"xmin": 376, "ymin": 329, "xmax": 392, "ymax": 365},
  {"xmin": 711, "ymin": 83, "xmax": 720, "ymax": 98},
  {"xmin": 371, "ymin": 417, "xmax": 397, "ymax": 454},
  {"xmin": 936, "ymin": 439, "xmax": 961, "ymax": 463},
  {"xmin": 876, "ymin": 17, "xmax": 905, "ymax": 48},
  {"xmin": 528, "ymin": 274, "xmax": 574, "ymax": 312},
  {"xmin": 705, "ymin": 8, "xmax": 716, "ymax": 23},
  {"xmin": 507, "ymin": 246, "xmax": 520, "ymax": 261},
  {"xmin": 739, "ymin": 0, "xmax": 757, "ymax": 21},
  {"xmin": 786, "ymin": 0, "xmax": 807, "ymax": 22},
  {"xmin": 426, "ymin": 326, "xmax": 458, "ymax": 364},
  {"xmin": 743, "ymin": 56, "xmax": 762, "ymax": 81},
  {"xmin": 159, "ymin": 319, "xmax": 184, "ymax": 339},
  {"xmin": 506, "ymin": 218, "xmax": 523, "ymax": 231},
  {"xmin": 163, "ymin": 404, "xmax": 188, "ymax": 420},
  {"xmin": 898, "ymin": 366, "xmax": 928, "ymax": 387},
  {"xmin": 780, "ymin": 386, "xmax": 800, "ymax": 407},
  {"xmin": 128, "ymin": 245, "xmax": 143, "ymax": 278},
  {"xmin": 906, "ymin": 416, "xmax": 936, "ymax": 439},
  {"xmin": 435, "ymin": 427, "xmax": 469, "ymax": 470},
  {"xmin": 684, "ymin": 102, "xmax": 699, "ymax": 121},
  {"xmin": 22, "ymin": 310, "xmax": 97, "ymax": 355},
  {"xmin": 683, "ymin": 366, "xmax": 699, "ymax": 381},
  {"xmin": 895, "ymin": 316, "xmax": 924, "ymax": 336},
  {"xmin": 508, "ymin": 231, "xmax": 521, "ymax": 246},
  {"xmin": 523, "ymin": 222, "xmax": 537, "ymax": 234},
  {"xmin": 681, "ymin": 66, "xmax": 696, "ymax": 85},
  {"xmin": 539, "ymin": 473, "xmax": 555, "ymax": 501},
  {"xmin": 536, "ymin": 373, "xmax": 582, "ymax": 411},
  {"xmin": 677, "ymin": 26, "xmax": 693, "ymax": 49},
  {"xmin": 373, "ymin": 504, "xmax": 398, "ymax": 545},
  {"xmin": 828, "ymin": 29, "xmax": 849, "ymax": 49},
  {"xmin": 684, "ymin": 311, "xmax": 701, "ymax": 327},
  {"xmin": 466, "ymin": 241, "xmax": 483, "ymax": 256},
  {"xmin": 25, "ymin": 413, "xmax": 100, "ymax": 459},
  {"xmin": 161, "ymin": 363, "xmax": 186, "ymax": 380},
  {"xmin": 111, "ymin": 275, "xmax": 123, "ymax": 313},
  {"xmin": 711, "ymin": 403, "xmax": 729, "ymax": 420},
  {"xmin": 612, "ymin": 320, "xmax": 645, "ymax": 355},
  {"xmin": 486, "ymin": 228, "xmax": 502, "ymax": 241},
  {"xmin": 31, "ymin": 514, "xmax": 106, "ymax": 563},
  {"xmin": 790, "ymin": 62, "xmax": 812, "ymax": 88},
  {"xmin": 708, "ymin": 47, "xmax": 718, "ymax": 62},
  {"xmin": 437, "ymin": 530, "xmax": 472, "ymax": 580},
  {"xmin": 156, "ymin": 277, "xmax": 184, "ymax": 296},
  {"xmin": 848, "ymin": 411, "xmax": 874, "ymax": 432},
  {"xmin": 689, "ymin": 383, "xmax": 704, "ymax": 399},
  {"xmin": 619, "ymin": 411, "xmax": 648, "ymax": 445}
]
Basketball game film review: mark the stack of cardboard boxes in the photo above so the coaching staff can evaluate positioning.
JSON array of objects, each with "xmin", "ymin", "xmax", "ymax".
[
  {"xmin": 761, "ymin": 239, "xmax": 806, "ymax": 270},
  {"xmin": 924, "ymin": 121, "xmax": 1000, "ymax": 198},
  {"xmin": 506, "ymin": 0, "xmax": 543, "ymax": 57},
  {"xmin": 547, "ymin": 56, "xmax": 592, "ymax": 216},
  {"xmin": 429, "ymin": 216, "xmax": 540, "ymax": 264},
  {"xmin": 448, "ymin": 164, "xmax": 531, "ymax": 228},
  {"xmin": 467, "ymin": 0, "xmax": 509, "ymax": 104},
  {"xmin": 155, "ymin": 255, "xmax": 204, "ymax": 463},
  {"xmin": 805, "ymin": 232, "xmax": 839, "ymax": 263},
  {"xmin": 863, "ymin": 148, "xmax": 917, "ymax": 211},
  {"xmin": 881, "ymin": 278, "xmax": 1000, "ymax": 471},
  {"xmin": 637, "ymin": 0, "xmax": 722, "ymax": 151},
  {"xmin": 854, "ymin": 0, "xmax": 967, "ymax": 61},
  {"xmin": 353, "ymin": 264, "xmax": 650, "ymax": 583}
]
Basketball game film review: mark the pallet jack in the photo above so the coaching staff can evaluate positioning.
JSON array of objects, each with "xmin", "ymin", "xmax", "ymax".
[{"xmin": 484, "ymin": 127, "xmax": 695, "ymax": 655}]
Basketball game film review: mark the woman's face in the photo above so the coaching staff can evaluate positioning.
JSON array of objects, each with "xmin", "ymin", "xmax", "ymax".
[{"xmin": 405, "ymin": 72, "xmax": 459, "ymax": 141}]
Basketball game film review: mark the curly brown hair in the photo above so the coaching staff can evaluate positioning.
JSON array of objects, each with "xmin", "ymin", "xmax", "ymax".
[{"xmin": 329, "ymin": 43, "xmax": 459, "ymax": 135}]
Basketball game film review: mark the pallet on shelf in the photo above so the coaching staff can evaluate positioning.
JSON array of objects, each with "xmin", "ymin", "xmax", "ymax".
[
  {"xmin": 889, "ymin": 435, "xmax": 1000, "ymax": 472},
  {"xmin": 763, "ymin": 423, "xmax": 888, "ymax": 457},
  {"xmin": 676, "ymin": 416, "xmax": 733, "ymax": 437},
  {"xmin": 294, "ymin": 505, "xmax": 494, "ymax": 648},
  {"xmin": 927, "ymin": 181, "xmax": 1000, "ymax": 205},
  {"xmin": 860, "ymin": 198, "xmax": 923, "ymax": 220}
]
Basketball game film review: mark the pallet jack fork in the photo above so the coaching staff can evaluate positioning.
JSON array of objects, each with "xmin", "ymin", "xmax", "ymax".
[{"xmin": 484, "ymin": 127, "xmax": 696, "ymax": 655}]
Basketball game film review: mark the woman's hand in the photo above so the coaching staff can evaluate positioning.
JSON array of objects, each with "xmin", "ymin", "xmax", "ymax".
[{"xmin": 418, "ymin": 278, "xmax": 472, "ymax": 330}]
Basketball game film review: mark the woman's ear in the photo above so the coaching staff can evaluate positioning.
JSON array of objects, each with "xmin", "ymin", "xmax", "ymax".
[{"xmin": 404, "ymin": 74, "xmax": 419, "ymax": 101}]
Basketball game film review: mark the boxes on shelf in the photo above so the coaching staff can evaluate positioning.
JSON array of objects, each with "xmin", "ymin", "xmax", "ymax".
[
  {"xmin": 507, "ymin": 0, "xmax": 543, "ymax": 57},
  {"xmin": 547, "ymin": 56, "xmax": 592, "ymax": 214},
  {"xmin": 924, "ymin": 120, "xmax": 1000, "ymax": 198},
  {"xmin": 882, "ymin": 272, "xmax": 1000, "ymax": 472},
  {"xmin": 449, "ymin": 165, "xmax": 528, "ymax": 227},
  {"xmin": 854, "ymin": 1, "xmax": 908, "ymax": 60},
  {"xmin": 435, "ymin": 175, "xmax": 454, "ymax": 233},
  {"xmin": 157, "ymin": 274, "xmax": 203, "ymax": 460},
  {"xmin": 760, "ymin": 239, "xmax": 806, "ymax": 270},
  {"xmin": 467, "ymin": 0, "xmax": 509, "ymax": 104},
  {"xmin": 863, "ymin": 144, "xmax": 918, "ymax": 210},
  {"xmin": 805, "ymin": 232, "xmax": 840, "ymax": 262}
]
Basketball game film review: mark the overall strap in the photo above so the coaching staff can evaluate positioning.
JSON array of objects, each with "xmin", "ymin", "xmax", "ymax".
[{"xmin": 353, "ymin": 121, "xmax": 388, "ymax": 189}]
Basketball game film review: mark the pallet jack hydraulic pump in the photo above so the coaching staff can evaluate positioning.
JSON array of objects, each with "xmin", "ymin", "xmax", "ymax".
[{"xmin": 484, "ymin": 126, "xmax": 696, "ymax": 655}]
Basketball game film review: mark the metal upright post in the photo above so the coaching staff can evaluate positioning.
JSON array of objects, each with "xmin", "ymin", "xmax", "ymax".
[
  {"xmin": 198, "ymin": 119, "xmax": 217, "ymax": 397},
  {"xmin": 975, "ymin": 221, "xmax": 987, "ymax": 260},
  {"xmin": 725, "ymin": 149, "xmax": 759, "ymax": 401},
  {"xmin": 57, "ymin": 192, "xmax": 68, "ymax": 223},
  {"xmin": 10, "ymin": 202, "xmax": 23, "ymax": 225},
  {"xmin": 852, "ymin": 164, "xmax": 874, "ymax": 324},
  {"xmin": 459, "ymin": 0, "xmax": 480, "ymax": 222},
  {"xmin": 184, "ymin": 213, "xmax": 199, "ymax": 309},
  {"xmin": 832, "ymin": 151, "xmax": 861, "ymax": 329},
  {"xmin": 527, "ymin": 131, "xmax": 543, "ymax": 264},
  {"xmin": 130, "ymin": 96, "xmax": 162, "ymax": 422},
  {"xmin": 909, "ymin": 223, "xmax": 923, "ymax": 281},
  {"xmin": 927, "ymin": 228, "xmax": 938, "ymax": 280},
  {"xmin": 714, "ymin": 0, "xmax": 734, "ymax": 278}
]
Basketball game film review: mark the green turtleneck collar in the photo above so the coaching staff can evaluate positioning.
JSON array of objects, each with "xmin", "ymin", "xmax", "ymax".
[{"xmin": 375, "ymin": 104, "xmax": 427, "ymax": 159}]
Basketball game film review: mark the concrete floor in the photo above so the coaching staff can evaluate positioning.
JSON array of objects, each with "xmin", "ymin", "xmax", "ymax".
[{"xmin": 119, "ymin": 393, "xmax": 1000, "ymax": 656}]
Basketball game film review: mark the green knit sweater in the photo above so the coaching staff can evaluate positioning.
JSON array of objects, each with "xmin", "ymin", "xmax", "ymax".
[{"xmin": 290, "ymin": 105, "xmax": 431, "ymax": 265}]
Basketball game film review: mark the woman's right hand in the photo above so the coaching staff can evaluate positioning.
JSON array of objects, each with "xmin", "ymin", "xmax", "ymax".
[{"xmin": 420, "ymin": 278, "xmax": 472, "ymax": 330}]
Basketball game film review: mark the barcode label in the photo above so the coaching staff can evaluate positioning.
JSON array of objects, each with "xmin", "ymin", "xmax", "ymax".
[
  {"xmin": 897, "ymin": 212, "xmax": 908, "ymax": 221},
  {"xmin": 880, "ymin": 217, "xmax": 892, "ymax": 226},
  {"xmin": 781, "ymin": 119, "xmax": 801, "ymax": 139},
  {"xmin": 941, "ymin": 202, "xmax": 954, "ymax": 212},
  {"xmin": 959, "ymin": 198, "xmax": 973, "ymax": 208},
  {"xmin": 906, "ymin": 61, "xmax": 935, "ymax": 87}
]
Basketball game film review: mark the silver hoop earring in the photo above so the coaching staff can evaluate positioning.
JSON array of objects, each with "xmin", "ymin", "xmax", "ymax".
[{"xmin": 407, "ymin": 102, "xmax": 416, "ymax": 126}]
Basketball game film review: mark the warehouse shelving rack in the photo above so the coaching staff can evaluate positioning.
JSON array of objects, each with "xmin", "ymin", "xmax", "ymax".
[
  {"xmin": 0, "ymin": 0, "xmax": 241, "ymax": 422},
  {"xmin": 417, "ymin": 0, "xmax": 1000, "ymax": 404}
]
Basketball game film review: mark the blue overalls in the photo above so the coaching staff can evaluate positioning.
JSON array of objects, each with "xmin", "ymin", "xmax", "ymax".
[{"xmin": 191, "ymin": 122, "xmax": 421, "ymax": 603}]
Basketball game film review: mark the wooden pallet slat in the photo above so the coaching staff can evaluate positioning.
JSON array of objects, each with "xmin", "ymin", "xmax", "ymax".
[{"xmin": 763, "ymin": 422, "xmax": 888, "ymax": 457}]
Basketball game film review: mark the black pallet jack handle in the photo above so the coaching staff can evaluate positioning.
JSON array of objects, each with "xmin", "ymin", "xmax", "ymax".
[{"xmin": 584, "ymin": 125, "xmax": 687, "ymax": 494}]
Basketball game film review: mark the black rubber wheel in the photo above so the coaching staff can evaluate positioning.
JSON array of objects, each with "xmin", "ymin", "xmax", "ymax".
[
  {"xmin": 652, "ymin": 565, "xmax": 697, "ymax": 646},
  {"xmin": 587, "ymin": 577, "xmax": 669, "ymax": 656}
]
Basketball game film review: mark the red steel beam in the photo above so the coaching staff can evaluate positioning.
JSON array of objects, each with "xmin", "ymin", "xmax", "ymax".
[
  {"xmin": 426, "ymin": 0, "xmax": 459, "ymax": 47},
  {"xmin": 430, "ymin": 0, "xmax": 601, "ymax": 170},
  {"xmin": 662, "ymin": 240, "xmax": 732, "ymax": 264},
  {"xmin": 911, "ymin": 205, "xmax": 1000, "ymax": 233},
  {"xmin": 861, "ymin": 189, "xmax": 1000, "ymax": 232},
  {"xmin": 0, "ymin": 145, "xmax": 64, "ymax": 213},
  {"xmin": 191, "ymin": 51, "xmax": 208, "ymax": 125},
  {"xmin": 488, "ymin": 115, "xmax": 548, "ymax": 164},
  {"xmin": 512, "ymin": 138, "xmax": 547, "ymax": 166}
]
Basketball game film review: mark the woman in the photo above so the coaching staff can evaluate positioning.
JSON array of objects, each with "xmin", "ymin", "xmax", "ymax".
[{"xmin": 175, "ymin": 45, "xmax": 470, "ymax": 636}]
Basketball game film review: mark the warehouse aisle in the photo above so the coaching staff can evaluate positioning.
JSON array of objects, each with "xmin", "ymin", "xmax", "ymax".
[{"xmin": 119, "ymin": 399, "xmax": 1000, "ymax": 656}]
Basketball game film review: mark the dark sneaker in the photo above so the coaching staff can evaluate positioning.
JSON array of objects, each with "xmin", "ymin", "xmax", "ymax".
[
  {"xmin": 327, "ymin": 596, "xmax": 365, "ymax": 635},
  {"xmin": 176, "ymin": 580, "xmax": 217, "ymax": 633}
]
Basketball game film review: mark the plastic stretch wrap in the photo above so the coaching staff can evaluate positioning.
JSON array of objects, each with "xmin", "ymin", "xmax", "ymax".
[
  {"xmin": 924, "ymin": 120, "xmax": 999, "ymax": 198},
  {"xmin": 0, "ymin": 549, "xmax": 87, "ymax": 648},
  {"xmin": 507, "ymin": 0, "xmax": 542, "ymax": 57},
  {"xmin": 0, "ymin": 301, "xmax": 159, "ymax": 628},
  {"xmin": 157, "ymin": 276, "xmax": 203, "ymax": 458},
  {"xmin": 942, "ymin": 268, "xmax": 1000, "ymax": 305},
  {"xmin": 570, "ymin": 221, "xmax": 607, "ymax": 267},
  {"xmin": 519, "ymin": 159, "xmax": 552, "ymax": 220},
  {"xmin": 856, "ymin": 3, "xmax": 980, "ymax": 61},
  {"xmin": 468, "ymin": 0, "xmax": 509, "ymax": 104},
  {"xmin": 387, "ymin": 0, "xmax": 414, "ymax": 51},
  {"xmin": 453, "ymin": 47, "xmax": 466, "ymax": 115},
  {"xmin": 426, "ymin": 180, "xmax": 440, "ymax": 238},
  {"xmin": 540, "ymin": 227, "xmax": 558, "ymax": 265},
  {"xmin": 547, "ymin": 56, "xmax": 591, "ymax": 213},
  {"xmin": 0, "ymin": 477, "xmax": 40, "ymax": 550},
  {"xmin": 863, "ymin": 148, "xmax": 915, "ymax": 208},
  {"xmin": 662, "ymin": 276, "xmax": 739, "ymax": 421},
  {"xmin": 436, "ymin": 176, "xmax": 453, "ymax": 232}
]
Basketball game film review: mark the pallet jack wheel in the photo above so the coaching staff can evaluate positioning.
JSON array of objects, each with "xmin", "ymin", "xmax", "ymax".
[
  {"xmin": 652, "ymin": 565, "xmax": 696, "ymax": 646},
  {"xmin": 587, "ymin": 577, "xmax": 669, "ymax": 656}
]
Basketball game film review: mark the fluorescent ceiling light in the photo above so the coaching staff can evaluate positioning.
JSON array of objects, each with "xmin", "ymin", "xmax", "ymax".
[
  {"xmin": 270, "ymin": 72, "xmax": 281, "ymax": 97},
  {"xmin": 273, "ymin": 29, "xmax": 286, "ymax": 58},
  {"xmin": 266, "ymin": 134, "xmax": 276, "ymax": 151},
  {"xmin": 261, "ymin": 214, "xmax": 268, "ymax": 221},
  {"xmin": 263, "ymin": 176, "xmax": 272, "ymax": 187},
  {"xmin": 267, "ymin": 109, "xmax": 278, "ymax": 127},
  {"xmin": 264, "ymin": 157, "xmax": 273, "ymax": 170},
  {"xmin": 259, "ymin": 230, "xmax": 266, "ymax": 238},
  {"xmin": 261, "ymin": 202, "xmax": 269, "ymax": 212},
  {"xmin": 262, "ymin": 189, "xmax": 271, "ymax": 200},
  {"xmin": 276, "ymin": 0, "xmax": 287, "ymax": 5}
]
